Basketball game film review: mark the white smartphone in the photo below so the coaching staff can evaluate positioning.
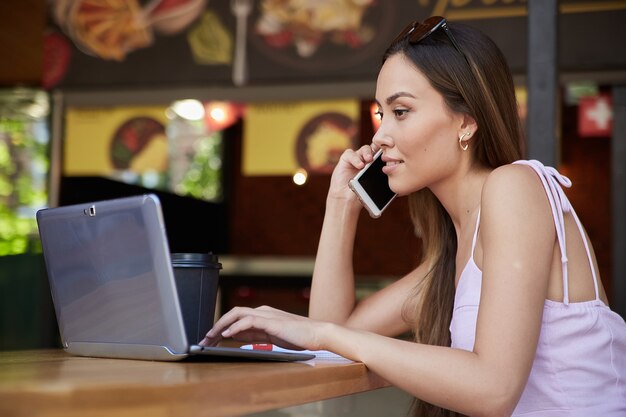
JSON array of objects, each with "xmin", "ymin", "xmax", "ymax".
[{"xmin": 348, "ymin": 149, "xmax": 397, "ymax": 218}]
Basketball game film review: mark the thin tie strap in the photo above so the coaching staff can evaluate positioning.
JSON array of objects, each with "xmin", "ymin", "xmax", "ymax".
[
  {"xmin": 471, "ymin": 208, "xmax": 481, "ymax": 259},
  {"xmin": 512, "ymin": 160, "xmax": 600, "ymax": 304}
]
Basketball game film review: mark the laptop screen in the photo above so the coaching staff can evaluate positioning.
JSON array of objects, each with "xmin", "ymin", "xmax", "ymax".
[{"xmin": 37, "ymin": 195, "xmax": 188, "ymax": 354}]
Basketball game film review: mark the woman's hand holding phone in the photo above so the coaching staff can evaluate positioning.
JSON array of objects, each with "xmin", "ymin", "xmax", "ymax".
[
  {"xmin": 328, "ymin": 145, "xmax": 379, "ymax": 203},
  {"xmin": 348, "ymin": 149, "xmax": 397, "ymax": 218}
]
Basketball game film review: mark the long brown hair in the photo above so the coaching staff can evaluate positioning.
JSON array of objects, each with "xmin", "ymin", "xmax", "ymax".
[{"xmin": 383, "ymin": 20, "xmax": 524, "ymax": 417}]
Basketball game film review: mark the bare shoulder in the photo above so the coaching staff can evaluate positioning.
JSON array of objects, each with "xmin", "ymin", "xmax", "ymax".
[
  {"xmin": 483, "ymin": 163, "xmax": 545, "ymax": 196},
  {"xmin": 482, "ymin": 163, "xmax": 548, "ymax": 208},
  {"xmin": 480, "ymin": 163, "xmax": 553, "ymax": 237}
]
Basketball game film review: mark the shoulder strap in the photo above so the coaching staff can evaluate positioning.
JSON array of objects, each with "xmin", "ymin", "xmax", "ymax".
[
  {"xmin": 471, "ymin": 208, "xmax": 481, "ymax": 257},
  {"xmin": 512, "ymin": 160, "xmax": 599, "ymax": 304}
]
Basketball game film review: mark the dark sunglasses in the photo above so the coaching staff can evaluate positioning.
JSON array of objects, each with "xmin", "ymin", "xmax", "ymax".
[{"xmin": 392, "ymin": 16, "xmax": 468, "ymax": 63}]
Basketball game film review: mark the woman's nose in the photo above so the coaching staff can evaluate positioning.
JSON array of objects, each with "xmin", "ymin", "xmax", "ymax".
[{"xmin": 372, "ymin": 125, "xmax": 393, "ymax": 148}]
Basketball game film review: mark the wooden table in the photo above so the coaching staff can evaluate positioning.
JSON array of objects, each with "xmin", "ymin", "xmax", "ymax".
[{"xmin": 0, "ymin": 350, "xmax": 389, "ymax": 417}]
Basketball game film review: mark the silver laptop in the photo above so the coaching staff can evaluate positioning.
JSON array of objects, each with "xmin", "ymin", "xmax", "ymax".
[{"xmin": 36, "ymin": 194, "xmax": 313, "ymax": 362}]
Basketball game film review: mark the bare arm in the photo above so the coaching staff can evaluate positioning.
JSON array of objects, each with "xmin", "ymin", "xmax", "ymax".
[
  {"xmin": 308, "ymin": 197, "xmax": 361, "ymax": 322},
  {"xmin": 311, "ymin": 208, "xmax": 427, "ymax": 336},
  {"xmin": 307, "ymin": 144, "xmax": 368, "ymax": 323}
]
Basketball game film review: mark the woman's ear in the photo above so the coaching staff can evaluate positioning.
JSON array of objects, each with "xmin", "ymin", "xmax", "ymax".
[{"xmin": 459, "ymin": 114, "xmax": 478, "ymax": 136}]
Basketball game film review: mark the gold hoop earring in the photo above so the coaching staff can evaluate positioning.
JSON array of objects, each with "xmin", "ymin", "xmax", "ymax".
[{"xmin": 459, "ymin": 132, "xmax": 471, "ymax": 151}]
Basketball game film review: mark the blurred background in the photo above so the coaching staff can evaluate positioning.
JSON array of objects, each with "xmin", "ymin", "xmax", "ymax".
[{"xmin": 1, "ymin": 0, "xmax": 625, "ymax": 352}]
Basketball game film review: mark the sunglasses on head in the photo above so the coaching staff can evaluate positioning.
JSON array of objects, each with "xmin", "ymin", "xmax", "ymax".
[{"xmin": 392, "ymin": 16, "xmax": 468, "ymax": 63}]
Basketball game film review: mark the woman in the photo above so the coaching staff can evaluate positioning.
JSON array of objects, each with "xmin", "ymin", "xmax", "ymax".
[{"xmin": 201, "ymin": 17, "xmax": 626, "ymax": 416}]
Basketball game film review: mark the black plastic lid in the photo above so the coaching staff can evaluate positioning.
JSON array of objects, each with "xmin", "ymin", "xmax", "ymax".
[{"xmin": 171, "ymin": 253, "xmax": 222, "ymax": 268}]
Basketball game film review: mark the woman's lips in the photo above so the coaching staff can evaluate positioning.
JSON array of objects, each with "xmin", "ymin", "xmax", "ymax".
[{"xmin": 382, "ymin": 158, "xmax": 403, "ymax": 175}]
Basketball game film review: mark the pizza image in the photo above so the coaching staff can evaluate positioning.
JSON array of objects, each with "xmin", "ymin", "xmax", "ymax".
[
  {"xmin": 256, "ymin": 0, "xmax": 376, "ymax": 57},
  {"xmin": 295, "ymin": 112, "xmax": 358, "ymax": 174},
  {"xmin": 110, "ymin": 116, "xmax": 167, "ymax": 171}
]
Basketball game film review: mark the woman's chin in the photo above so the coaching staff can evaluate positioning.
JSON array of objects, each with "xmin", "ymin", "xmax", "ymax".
[{"xmin": 389, "ymin": 181, "xmax": 424, "ymax": 197}]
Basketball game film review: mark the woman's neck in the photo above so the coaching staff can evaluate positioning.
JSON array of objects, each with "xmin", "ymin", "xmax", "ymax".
[{"xmin": 430, "ymin": 163, "xmax": 492, "ymax": 234}]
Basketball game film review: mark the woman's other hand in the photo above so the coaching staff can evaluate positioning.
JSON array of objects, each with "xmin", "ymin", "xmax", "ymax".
[{"xmin": 198, "ymin": 305, "xmax": 328, "ymax": 351}]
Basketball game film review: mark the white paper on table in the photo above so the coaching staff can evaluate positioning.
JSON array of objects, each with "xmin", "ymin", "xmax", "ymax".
[{"xmin": 240, "ymin": 344, "xmax": 352, "ymax": 362}]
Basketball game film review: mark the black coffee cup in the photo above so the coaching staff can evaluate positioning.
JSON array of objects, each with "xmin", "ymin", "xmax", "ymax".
[{"xmin": 171, "ymin": 253, "xmax": 222, "ymax": 344}]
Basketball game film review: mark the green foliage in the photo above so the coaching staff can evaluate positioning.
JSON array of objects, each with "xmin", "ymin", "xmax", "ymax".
[
  {"xmin": 0, "ymin": 117, "xmax": 48, "ymax": 256},
  {"xmin": 177, "ymin": 133, "xmax": 222, "ymax": 201}
]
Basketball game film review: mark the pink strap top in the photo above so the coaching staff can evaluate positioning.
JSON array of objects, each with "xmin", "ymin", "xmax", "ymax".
[{"xmin": 449, "ymin": 160, "xmax": 626, "ymax": 416}]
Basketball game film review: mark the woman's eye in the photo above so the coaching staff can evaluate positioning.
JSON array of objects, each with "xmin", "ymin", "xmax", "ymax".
[
  {"xmin": 393, "ymin": 109, "xmax": 409, "ymax": 117},
  {"xmin": 374, "ymin": 110, "xmax": 383, "ymax": 120}
]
